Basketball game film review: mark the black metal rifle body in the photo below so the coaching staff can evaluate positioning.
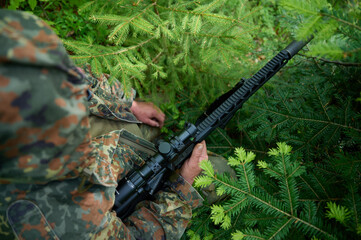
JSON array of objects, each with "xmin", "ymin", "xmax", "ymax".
[{"xmin": 113, "ymin": 39, "xmax": 312, "ymax": 219}]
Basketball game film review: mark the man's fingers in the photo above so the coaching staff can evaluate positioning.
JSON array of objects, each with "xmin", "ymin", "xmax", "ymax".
[
  {"xmin": 143, "ymin": 118, "xmax": 160, "ymax": 128},
  {"xmin": 150, "ymin": 111, "xmax": 165, "ymax": 128}
]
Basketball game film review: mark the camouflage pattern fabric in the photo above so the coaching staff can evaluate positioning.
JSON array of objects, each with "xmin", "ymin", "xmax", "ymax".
[
  {"xmin": 0, "ymin": 10, "xmax": 203, "ymax": 240},
  {"xmin": 83, "ymin": 64, "xmax": 140, "ymax": 123}
]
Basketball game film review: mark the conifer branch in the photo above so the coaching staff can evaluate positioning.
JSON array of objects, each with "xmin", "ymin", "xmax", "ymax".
[
  {"xmin": 321, "ymin": 13, "xmax": 361, "ymax": 32},
  {"xmin": 239, "ymin": 5, "xmax": 261, "ymax": 22},
  {"xmin": 109, "ymin": 3, "xmax": 155, "ymax": 40},
  {"xmin": 64, "ymin": 41, "xmax": 94, "ymax": 54},
  {"xmin": 239, "ymin": 126, "xmax": 258, "ymax": 151},
  {"xmin": 311, "ymin": 172, "xmax": 330, "ymax": 199},
  {"xmin": 212, "ymin": 175, "xmax": 334, "ymax": 238},
  {"xmin": 156, "ymin": 5, "xmax": 251, "ymax": 27},
  {"xmin": 242, "ymin": 162, "xmax": 251, "ymax": 192},
  {"xmin": 264, "ymin": 167, "xmax": 282, "ymax": 177},
  {"xmin": 288, "ymin": 165, "xmax": 302, "ymax": 179},
  {"xmin": 299, "ymin": 198, "xmax": 341, "ymax": 202},
  {"xmin": 276, "ymin": 91, "xmax": 291, "ymax": 114},
  {"xmin": 281, "ymin": 154, "xmax": 294, "ymax": 216},
  {"xmin": 313, "ymin": 84, "xmax": 331, "ymax": 121},
  {"xmin": 70, "ymin": 37, "xmax": 155, "ymax": 59},
  {"xmin": 114, "ymin": 58, "xmax": 128, "ymax": 94},
  {"xmin": 344, "ymin": 98, "xmax": 351, "ymax": 126},
  {"xmin": 215, "ymin": 128, "xmax": 234, "ymax": 147},
  {"xmin": 250, "ymin": 105, "xmax": 361, "ymax": 133},
  {"xmin": 296, "ymin": 123, "xmax": 329, "ymax": 152},
  {"xmin": 201, "ymin": 0, "xmax": 221, "ymax": 13},
  {"xmin": 214, "ymin": 177, "xmax": 290, "ymax": 216},
  {"xmin": 350, "ymin": 184, "xmax": 359, "ymax": 230},
  {"xmin": 299, "ymin": 53, "xmax": 361, "ymax": 67},
  {"xmin": 326, "ymin": 126, "xmax": 340, "ymax": 145},
  {"xmin": 298, "ymin": 176, "xmax": 320, "ymax": 199},
  {"xmin": 184, "ymin": 25, "xmax": 258, "ymax": 40},
  {"xmin": 224, "ymin": 197, "xmax": 247, "ymax": 214},
  {"xmin": 243, "ymin": 234, "xmax": 266, "ymax": 240},
  {"xmin": 194, "ymin": 215, "xmax": 212, "ymax": 236},
  {"xmin": 269, "ymin": 218, "xmax": 293, "ymax": 240},
  {"xmin": 272, "ymin": 118, "xmax": 290, "ymax": 130}
]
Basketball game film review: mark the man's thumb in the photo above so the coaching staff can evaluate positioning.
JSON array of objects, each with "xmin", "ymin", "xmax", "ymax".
[{"xmin": 192, "ymin": 143, "xmax": 204, "ymax": 159}]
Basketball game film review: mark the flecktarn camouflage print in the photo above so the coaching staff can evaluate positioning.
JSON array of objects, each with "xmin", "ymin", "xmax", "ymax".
[{"xmin": 0, "ymin": 10, "xmax": 203, "ymax": 240}]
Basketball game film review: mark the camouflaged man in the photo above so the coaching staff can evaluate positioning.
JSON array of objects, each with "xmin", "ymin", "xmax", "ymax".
[{"xmin": 0, "ymin": 9, "xmax": 209, "ymax": 239}]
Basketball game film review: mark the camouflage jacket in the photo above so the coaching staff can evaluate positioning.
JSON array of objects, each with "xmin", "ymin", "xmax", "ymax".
[{"xmin": 0, "ymin": 10, "xmax": 202, "ymax": 240}]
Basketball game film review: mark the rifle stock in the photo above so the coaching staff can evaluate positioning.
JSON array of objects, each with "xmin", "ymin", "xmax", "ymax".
[{"xmin": 113, "ymin": 38, "xmax": 312, "ymax": 219}]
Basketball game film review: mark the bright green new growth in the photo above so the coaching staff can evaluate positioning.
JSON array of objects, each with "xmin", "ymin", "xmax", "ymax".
[
  {"xmin": 325, "ymin": 202, "xmax": 351, "ymax": 224},
  {"xmin": 194, "ymin": 143, "xmax": 360, "ymax": 239},
  {"xmin": 63, "ymin": 0, "xmax": 257, "ymax": 105}
]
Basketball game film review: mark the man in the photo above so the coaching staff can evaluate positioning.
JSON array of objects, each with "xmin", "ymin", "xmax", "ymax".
[{"xmin": 0, "ymin": 10, "xmax": 207, "ymax": 239}]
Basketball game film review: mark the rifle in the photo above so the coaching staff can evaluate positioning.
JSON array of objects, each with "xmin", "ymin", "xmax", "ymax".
[{"xmin": 113, "ymin": 38, "xmax": 312, "ymax": 219}]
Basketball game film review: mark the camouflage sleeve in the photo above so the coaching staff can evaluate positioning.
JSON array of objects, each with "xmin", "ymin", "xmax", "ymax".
[{"xmin": 81, "ymin": 64, "xmax": 140, "ymax": 123}]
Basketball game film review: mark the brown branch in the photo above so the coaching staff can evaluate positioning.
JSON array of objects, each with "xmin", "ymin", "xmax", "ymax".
[{"xmin": 299, "ymin": 53, "xmax": 361, "ymax": 67}]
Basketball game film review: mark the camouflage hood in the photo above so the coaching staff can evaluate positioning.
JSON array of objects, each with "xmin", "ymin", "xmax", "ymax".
[
  {"xmin": 0, "ymin": 9, "xmax": 73, "ymax": 69},
  {"xmin": 0, "ymin": 9, "xmax": 94, "ymax": 184}
]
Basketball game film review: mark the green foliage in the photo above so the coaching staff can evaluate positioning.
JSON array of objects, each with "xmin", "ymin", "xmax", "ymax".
[
  {"xmin": 60, "ymin": 0, "xmax": 260, "ymax": 104},
  {"xmin": 325, "ymin": 202, "xmax": 351, "ymax": 224},
  {"xmin": 192, "ymin": 144, "xmax": 360, "ymax": 239},
  {"xmin": 5, "ymin": 0, "xmax": 361, "ymax": 239},
  {"xmin": 4, "ymin": 0, "xmax": 102, "ymax": 42},
  {"xmin": 279, "ymin": 0, "xmax": 361, "ymax": 62}
]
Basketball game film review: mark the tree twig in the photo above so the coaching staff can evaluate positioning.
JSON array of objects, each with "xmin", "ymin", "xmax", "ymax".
[{"xmin": 298, "ymin": 53, "xmax": 361, "ymax": 67}]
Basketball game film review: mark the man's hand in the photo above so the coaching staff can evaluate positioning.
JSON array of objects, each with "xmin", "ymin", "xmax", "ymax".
[
  {"xmin": 110, "ymin": 81, "xmax": 165, "ymax": 128},
  {"xmin": 130, "ymin": 101, "xmax": 165, "ymax": 128},
  {"xmin": 180, "ymin": 141, "xmax": 208, "ymax": 185}
]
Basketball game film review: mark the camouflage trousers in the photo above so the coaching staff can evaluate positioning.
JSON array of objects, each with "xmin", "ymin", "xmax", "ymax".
[
  {"xmin": 89, "ymin": 115, "xmax": 236, "ymax": 204},
  {"xmin": 89, "ymin": 115, "xmax": 161, "ymax": 142}
]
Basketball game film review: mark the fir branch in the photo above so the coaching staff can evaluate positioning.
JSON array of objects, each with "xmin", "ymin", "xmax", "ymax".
[
  {"xmin": 63, "ymin": 40, "xmax": 94, "ymax": 54},
  {"xmin": 288, "ymin": 165, "xmax": 303, "ymax": 179},
  {"xmin": 280, "ymin": 154, "xmax": 295, "ymax": 216},
  {"xmin": 70, "ymin": 37, "xmax": 155, "ymax": 59},
  {"xmin": 242, "ymin": 234, "xmax": 265, "ymax": 240},
  {"xmin": 280, "ymin": 0, "xmax": 318, "ymax": 16},
  {"xmin": 224, "ymin": 197, "xmax": 247, "ymax": 215},
  {"xmin": 184, "ymin": 25, "xmax": 259, "ymax": 40},
  {"xmin": 299, "ymin": 53, "xmax": 361, "ymax": 67},
  {"xmin": 211, "ymin": 176, "xmax": 334, "ymax": 238},
  {"xmin": 268, "ymin": 218, "xmax": 293, "ymax": 240},
  {"xmin": 156, "ymin": 5, "xmax": 252, "ymax": 28},
  {"xmin": 311, "ymin": 172, "xmax": 330, "ymax": 199},
  {"xmin": 109, "ymin": 3, "xmax": 155, "ymax": 40},
  {"xmin": 321, "ymin": 13, "xmax": 361, "ymax": 32},
  {"xmin": 350, "ymin": 184, "xmax": 359, "ymax": 231},
  {"xmin": 249, "ymin": 104, "xmax": 361, "ymax": 133},
  {"xmin": 263, "ymin": 166, "xmax": 282, "ymax": 178},
  {"xmin": 299, "ymin": 175, "xmax": 320, "ymax": 199},
  {"xmin": 199, "ymin": 0, "xmax": 222, "ymax": 13},
  {"xmin": 313, "ymin": 84, "xmax": 331, "ymax": 121},
  {"xmin": 326, "ymin": 126, "xmax": 340, "ymax": 145},
  {"xmin": 299, "ymin": 198, "xmax": 342, "ymax": 202},
  {"xmin": 239, "ymin": 5, "xmax": 261, "ymax": 22}
]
